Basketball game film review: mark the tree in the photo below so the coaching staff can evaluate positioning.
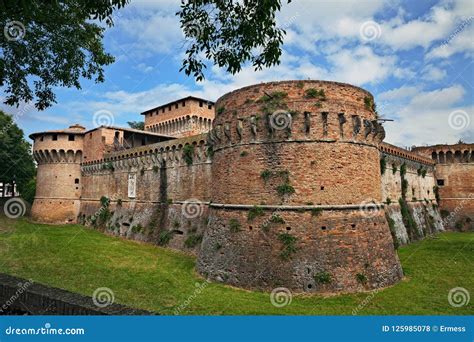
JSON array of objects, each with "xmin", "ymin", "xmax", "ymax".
[
  {"xmin": 0, "ymin": 111, "xmax": 36, "ymax": 202},
  {"xmin": 179, "ymin": 0, "xmax": 290, "ymax": 81},
  {"xmin": 0, "ymin": 0, "xmax": 129, "ymax": 110},
  {"xmin": 127, "ymin": 121, "xmax": 145, "ymax": 130}
]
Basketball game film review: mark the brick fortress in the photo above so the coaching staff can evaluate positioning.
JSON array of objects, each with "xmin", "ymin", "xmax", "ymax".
[{"xmin": 29, "ymin": 81, "xmax": 473, "ymax": 293}]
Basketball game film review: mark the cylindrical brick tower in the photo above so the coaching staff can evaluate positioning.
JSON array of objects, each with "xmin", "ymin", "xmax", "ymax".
[
  {"xmin": 30, "ymin": 124, "xmax": 85, "ymax": 223},
  {"xmin": 197, "ymin": 80, "xmax": 403, "ymax": 293}
]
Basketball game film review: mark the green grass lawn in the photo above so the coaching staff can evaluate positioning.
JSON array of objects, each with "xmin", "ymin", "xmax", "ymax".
[{"xmin": 0, "ymin": 216, "xmax": 472, "ymax": 315}]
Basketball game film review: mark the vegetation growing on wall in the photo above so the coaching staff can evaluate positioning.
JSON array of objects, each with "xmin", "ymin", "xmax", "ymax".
[
  {"xmin": 158, "ymin": 230, "xmax": 173, "ymax": 246},
  {"xmin": 257, "ymin": 91, "xmax": 288, "ymax": 114},
  {"xmin": 183, "ymin": 145, "xmax": 195, "ymax": 165},
  {"xmin": 399, "ymin": 198, "xmax": 419, "ymax": 241},
  {"xmin": 184, "ymin": 234, "xmax": 203, "ymax": 248},
  {"xmin": 433, "ymin": 186, "xmax": 440, "ymax": 204},
  {"xmin": 304, "ymin": 88, "xmax": 326, "ymax": 100},
  {"xmin": 392, "ymin": 164, "xmax": 397, "ymax": 174},
  {"xmin": 385, "ymin": 212, "xmax": 399, "ymax": 249},
  {"xmin": 314, "ymin": 271, "xmax": 331, "ymax": 284},
  {"xmin": 248, "ymin": 206, "xmax": 264, "ymax": 221},
  {"xmin": 380, "ymin": 157, "xmax": 387, "ymax": 175},
  {"xmin": 278, "ymin": 232, "xmax": 298, "ymax": 260},
  {"xmin": 229, "ymin": 218, "xmax": 241, "ymax": 232}
]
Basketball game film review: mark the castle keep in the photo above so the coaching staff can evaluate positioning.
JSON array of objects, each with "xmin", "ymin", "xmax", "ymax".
[{"xmin": 29, "ymin": 80, "xmax": 473, "ymax": 293}]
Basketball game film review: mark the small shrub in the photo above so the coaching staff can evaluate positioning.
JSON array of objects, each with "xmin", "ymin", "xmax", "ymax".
[
  {"xmin": 269, "ymin": 214, "xmax": 285, "ymax": 224},
  {"xmin": 260, "ymin": 169, "xmax": 272, "ymax": 182},
  {"xmin": 401, "ymin": 179, "xmax": 408, "ymax": 198},
  {"xmin": 184, "ymin": 234, "xmax": 203, "ymax": 248},
  {"xmin": 311, "ymin": 208, "xmax": 323, "ymax": 217},
  {"xmin": 240, "ymin": 151, "xmax": 248, "ymax": 157},
  {"xmin": 131, "ymin": 224, "xmax": 143, "ymax": 234},
  {"xmin": 158, "ymin": 230, "xmax": 173, "ymax": 246},
  {"xmin": 183, "ymin": 144, "xmax": 194, "ymax": 166},
  {"xmin": 433, "ymin": 186, "xmax": 440, "ymax": 203},
  {"xmin": 217, "ymin": 107, "xmax": 225, "ymax": 114},
  {"xmin": 229, "ymin": 218, "xmax": 241, "ymax": 232},
  {"xmin": 214, "ymin": 242, "xmax": 222, "ymax": 250},
  {"xmin": 400, "ymin": 163, "xmax": 407, "ymax": 177},
  {"xmin": 167, "ymin": 198, "xmax": 173, "ymax": 205},
  {"xmin": 116, "ymin": 198, "xmax": 122, "ymax": 206},
  {"xmin": 276, "ymin": 184, "xmax": 295, "ymax": 196},
  {"xmin": 386, "ymin": 215, "xmax": 399, "ymax": 249},
  {"xmin": 356, "ymin": 273, "xmax": 367, "ymax": 284},
  {"xmin": 140, "ymin": 168, "xmax": 145, "ymax": 176},
  {"xmin": 380, "ymin": 157, "xmax": 387, "ymax": 175},
  {"xmin": 314, "ymin": 102, "xmax": 322, "ymax": 108},
  {"xmin": 440, "ymin": 209, "xmax": 450, "ymax": 218},
  {"xmin": 417, "ymin": 167, "xmax": 422, "ymax": 176},
  {"xmin": 278, "ymin": 233, "xmax": 298, "ymax": 260},
  {"xmin": 386, "ymin": 197, "xmax": 392, "ymax": 205},
  {"xmin": 296, "ymin": 81, "xmax": 305, "ymax": 88},
  {"xmin": 152, "ymin": 165, "xmax": 159, "ymax": 173},
  {"xmin": 244, "ymin": 98, "xmax": 254, "ymax": 104},
  {"xmin": 100, "ymin": 196, "xmax": 110, "ymax": 207},
  {"xmin": 314, "ymin": 271, "xmax": 331, "ymax": 284},
  {"xmin": 421, "ymin": 169, "xmax": 427, "ymax": 178},
  {"xmin": 392, "ymin": 164, "xmax": 397, "ymax": 174},
  {"xmin": 304, "ymin": 88, "xmax": 325, "ymax": 99},
  {"xmin": 248, "ymin": 206, "xmax": 264, "ymax": 221},
  {"xmin": 173, "ymin": 220, "xmax": 180, "ymax": 229}
]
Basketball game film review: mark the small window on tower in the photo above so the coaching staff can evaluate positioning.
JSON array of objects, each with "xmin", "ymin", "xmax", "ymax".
[
  {"xmin": 68, "ymin": 134, "xmax": 75, "ymax": 141},
  {"xmin": 75, "ymin": 178, "xmax": 79, "ymax": 184},
  {"xmin": 199, "ymin": 101, "xmax": 203, "ymax": 107},
  {"xmin": 40, "ymin": 135, "xmax": 44, "ymax": 141},
  {"xmin": 437, "ymin": 179, "xmax": 445, "ymax": 186},
  {"xmin": 175, "ymin": 103, "xmax": 179, "ymax": 109},
  {"xmin": 182, "ymin": 101, "xmax": 186, "ymax": 107},
  {"xmin": 208, "ymin": 103, "xmax": 212, "ymax": 109},
  {"xmin": 52, "ymin": 134, "xmax": 58, "ymax": 141}
]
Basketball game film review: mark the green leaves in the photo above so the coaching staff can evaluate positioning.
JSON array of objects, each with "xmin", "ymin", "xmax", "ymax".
[
  {"xmin": 0, "ymin": 0, "xmax": 129, "ymax": 110},
  {"xmin": 178, "ymin": 0, "xmax": 290, "ymax": 81}
]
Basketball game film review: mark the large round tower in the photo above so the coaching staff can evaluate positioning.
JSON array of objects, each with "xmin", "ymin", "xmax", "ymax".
[
  {"xmin": 30, "ymin": 124, "xmax": 85, "ymax": 223},
  {"xmin": 197, "ymin": 80, "xmax": 403, "ymax": 293}
]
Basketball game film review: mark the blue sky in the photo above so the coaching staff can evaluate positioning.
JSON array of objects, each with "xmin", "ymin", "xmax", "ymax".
[{"xmin": 3, "ymin": 0, "xmax": 473, "ymax": 147}]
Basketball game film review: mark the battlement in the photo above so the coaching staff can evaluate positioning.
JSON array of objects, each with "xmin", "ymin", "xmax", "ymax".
[
  {"xmin": 412, "ymin": 143, "xmax": 473, "ymax": 164},
  {"xmin": 380, "ymin": 142, "xmax": 434, "ymax": 166},
  {"xmin": 142, "ymin": 96, "xmax": 215, "ymax": 138}
]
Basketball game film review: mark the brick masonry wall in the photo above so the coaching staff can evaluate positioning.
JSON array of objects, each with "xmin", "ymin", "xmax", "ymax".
[
  {"xmin": 31, "ymin": 133, "xmax": 84, "ymax": 223},
  {"xmin": 197, "ymin": 80, "xmax": 403, "ymax": 293},
  {"xmin": 79, "ymin": 134, "xmax": 212, "ymax": 254},
  {"xmin": 412, "ymin": 143, "xmax": 474, "ymax": 231}
]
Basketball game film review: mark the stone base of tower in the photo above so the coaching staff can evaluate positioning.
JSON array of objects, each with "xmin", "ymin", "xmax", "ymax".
[
  {"xmin": 197, "ymin": 206, "xmax": 403, "ymax": 293},
  {"xmin": 31, "ymin": 198, "xmax": 80, "ymax": 224}
]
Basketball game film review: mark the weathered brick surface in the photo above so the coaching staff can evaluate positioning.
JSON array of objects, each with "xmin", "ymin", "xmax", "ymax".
[
  {"xmin": 412, "ymin": 143, "xmax": 474, "ymax": 230},
  {"xmin": 198, "ymin": 80, "xmax": 403, "ymax": 292}
]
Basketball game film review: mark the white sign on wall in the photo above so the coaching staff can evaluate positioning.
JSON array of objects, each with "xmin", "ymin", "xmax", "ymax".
[{"xmin": 128, "ymin": 173, "xmax": 136, "ymax": 198}]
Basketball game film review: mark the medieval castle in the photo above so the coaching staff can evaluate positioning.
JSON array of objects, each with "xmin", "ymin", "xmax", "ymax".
[{"xmin": 29, "ymin": 80, "xmax": 473, "ymax": 293}]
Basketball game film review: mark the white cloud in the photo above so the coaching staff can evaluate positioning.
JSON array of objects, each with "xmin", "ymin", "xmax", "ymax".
[
  {"xmin": 421, "ymin": 64, "xmax": 447, "ymax": 81},
  {"xmin": 383, "ymin": 84, "xmax": 471, "ymax": 146}
]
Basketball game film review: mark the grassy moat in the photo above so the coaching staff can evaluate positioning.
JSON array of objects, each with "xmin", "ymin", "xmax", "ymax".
[{"xmin": 0, "ymin": 216, "xmax": 472, "ymax": 315}]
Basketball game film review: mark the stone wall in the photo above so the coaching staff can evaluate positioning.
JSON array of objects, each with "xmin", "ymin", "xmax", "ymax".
[
  {"xmin": 380, "ymin": 143, "xmax": 444, "ymax": 245},
  {"xmin": 412, "ymin": 143, "xmax": 474, "ymax": 231},
  {"xmin": 79, "ymin": 134, "xmax": 212, "ymax": 254}
]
